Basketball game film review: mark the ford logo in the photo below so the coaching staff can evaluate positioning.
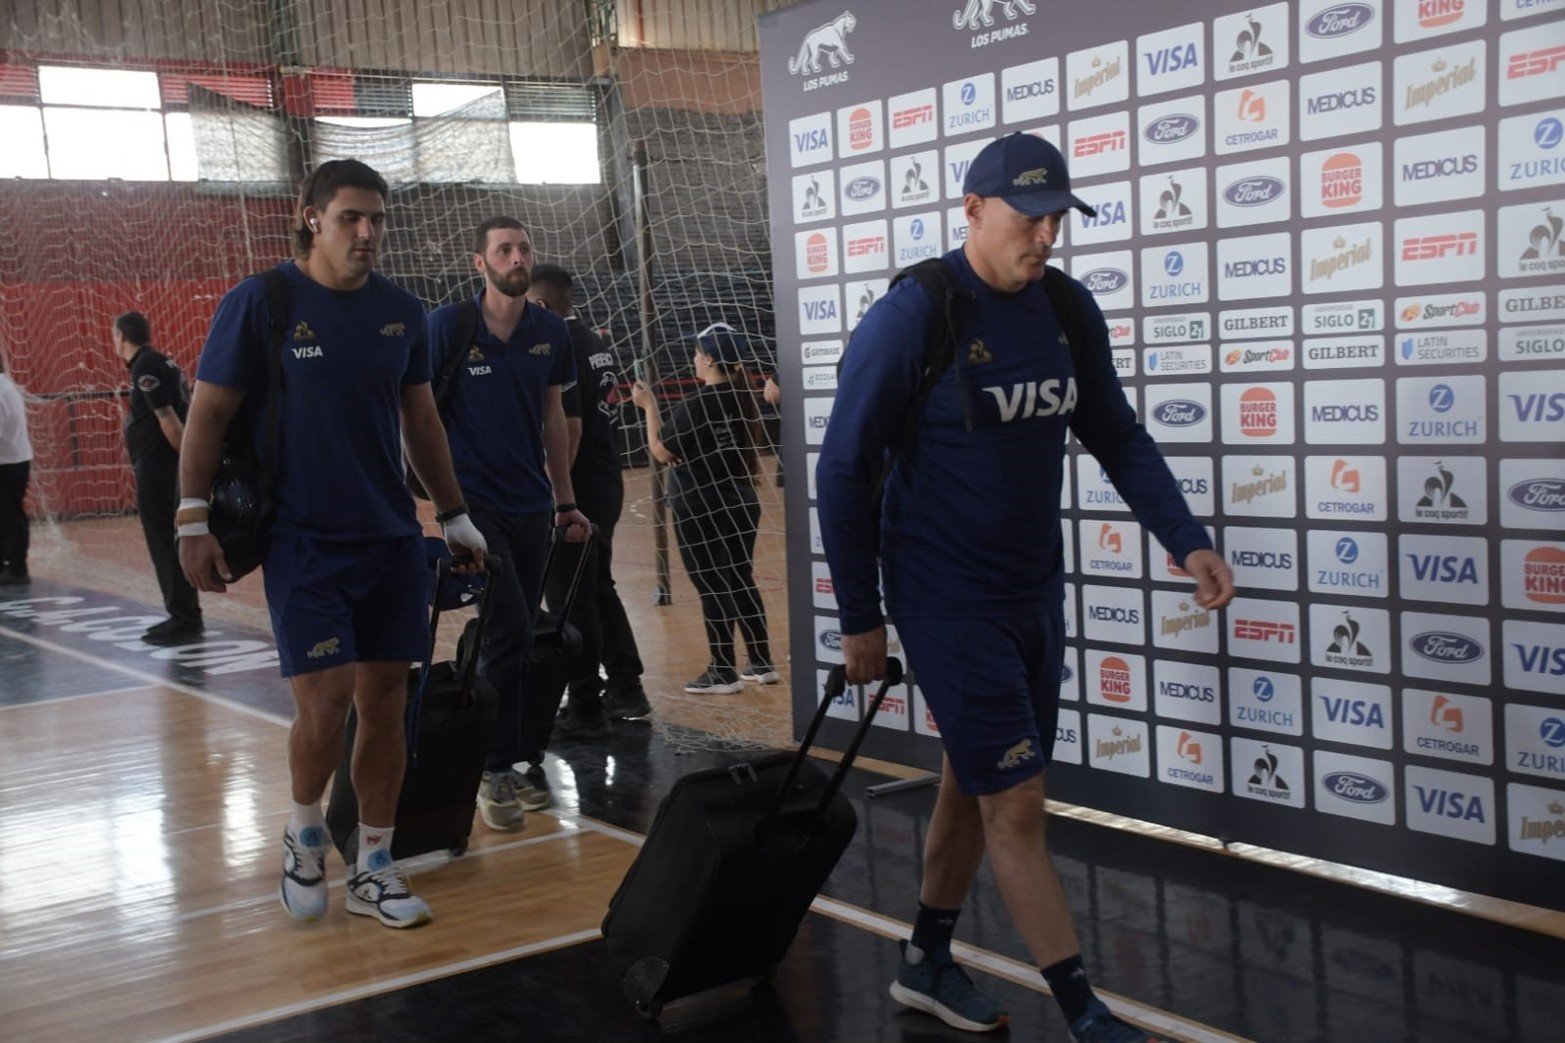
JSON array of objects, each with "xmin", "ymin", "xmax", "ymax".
[
  {"xmin": 1224, "ymin": 176, "xmax": 1284, "ymax": 207},
  {"xmin": 821, "ymin": 630, "xmax": 842, "ymax": 650},
  {"xmin": 1082, "ymin": 268, "xmax": 1129, "ymax": 294},
  {"xmin": 845, "ymin": 176, "xmax": 880, "ymax": 201},
  {"xmin": 1306, "ymin": 3, "xmax": 1373, "ymax": 38},
  {"xmin": 1324, "ymin": 771, "xmax": 1389, "ymax": 804},
  {"xmin": 1153, "ymin": 400, "xmax": 1206, "ymax": 426},
  {"xmin": 1508, "ymin": 478, "xmax": 1565, "ymax": 512},
  {"xmin": 1410, "ymin": 631, "xmax": 1483, "ymax": 664},
  {"xmin": 1144, "ymin": 114, "xmax": 1199, "ymax": 144}
]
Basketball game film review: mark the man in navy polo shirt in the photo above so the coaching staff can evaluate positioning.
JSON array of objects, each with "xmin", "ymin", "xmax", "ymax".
[
  {"xmin": 818, "ymin": 133, "xmax": 1234, "ymax": 1041},
  {"xmin": 179, "ymin": 159, "xmax": 488, "ymax": 931},
  {"xmin": 428, "ymin": 218, "xmax": 590, "ymax": 826}
]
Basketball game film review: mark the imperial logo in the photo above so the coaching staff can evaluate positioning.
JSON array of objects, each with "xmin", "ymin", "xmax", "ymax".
[
  {"xmin": 1507, "ymin": 45, "xmax": 1565, "ymax": 82},
  {"xmin": 1073, "ymin": 55, "xmax": 1123, "ymax": 102},
  {"xmin": 1075, "ymin": 130, "xmax": 1127, "ymax": 157},
  {"xmin": 1525, "ymin": 546, "xmax": 1565, "ymax": 605},
  {"xmin": 892, "ymin": 105, "xmax": 933, "ymax": 129},
  {"xmin": 1310, "ymin": 236, "xmax": 1374, "ymax": 281},
  {"xmin": 1224, "ymin": 176, "xmax": 1284, "ymax": 207},
  {"xmin": 1154, "ymin": 400, "xmax": 1206, "ymax": 426},
  {"xmin": 1306, "ymin": 4, "xmax": 1373, "ymax": 39},
  {"xmin": 1099, "ymin": 656, "xmax": 1133, "ymax": 702},
  {"xmin": 1418, "ymin": 0, "xmax": 1465, "ymax": 29},
  {"xmin": 1161, "ymin": 601, "xmax": 1211, "ymax": 638},
  {"xmin": 1323, "ymin": 772, "xmax": 1389, "ymax": 804},
  {"xmin": 1231, "ymin": 464, "xmax": 1289, "ymax": 505},
  {"xmin": 1082, "ymin": 268, "xmax": 1129, "ymax": 293},
  {"xmin": 1402, "ymin": 232, "xmax": 1478, "ymax": 260},
  {"xmin": 1405, "ymin": 57, "xmax": 1477, "ymax": 111},
  {"xmin": 1145, "ymin": 114, "xmax": 1199, "ymax": 144},
  {"xmin": 1411, "ymin": 631, "xmax": 1483, "ymax": 664},
  {"xmin": 1510, "ymin": 478, "xmax": 1565, "ymax": 512},
  {"xmin": 844, "ymin": 176, "xmax": 880, "ymax": 200},
  {"xmin": 1321, "ymin": 153, "xmax": 1363, "ymax": 208},
  {"xmin": 1239, "ymin": 386, "xmax": 1278, "ymax": 437}
]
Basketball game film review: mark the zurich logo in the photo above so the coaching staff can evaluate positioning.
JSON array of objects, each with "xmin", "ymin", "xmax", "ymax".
[
  {"xmin": 961, "ymin": 82, "xmax": 977, "ymax": 106},
  {"xmin": 1508, "ymin": 477, "xmax": 1565, "ymax": 511},
  {"xmin": 910, "ymin": 219, "xmax": 926, "ymax": 240},
  {"xmin": 1538, "ymin": 118, "xmax": 1564, "ymax": 151},
  {"xmin": 1306, "ymin": 3, "xmax": 1374, "ymax": 38},
  {"xmin": 1144, "ymin": 114, "xmax": 1199, "ymax": 144},
  {"xmin": 1335, "ymin": 537, "xmax": 1359, "ymax": 564},
  {"xmin": 1325, "ymin": 772, "xmax": 1389, "ymax": 804},
  {"xmin": 1542, "ymin": 718, "xmax": 1565, "ymax": 749},
  {"xmin": 1410, "ymin": 631, "xmax": 1483, "ymax": 664},
  {"xmin": 845, "ymin": 176, "xmax": 880, "ymax": 200},
  {"xmin": 821, "ymin": 629, "xmax": 842, "ymax": 650},
  {"xmin": 1164, "ymin": 252, "xmax": 1185, "ymax": 276},
  {"xmin": 1224, "ymin": 176, "xmax": 1284, "ymax": 207},
  {"xmin": 1082, "ymin": 268, "xmax": 1129, "ymax": 294},
  {"xmin": 1153, "ymin": 400, "xmax": 1206, "ymax": 426},
  {"xmin": 1429, "ymin": 384, "xmax": 1454, "ymax": 413},
  {"xmin": 1253, "ymin": 676, "xmax": 1275, "ymax": 701}
]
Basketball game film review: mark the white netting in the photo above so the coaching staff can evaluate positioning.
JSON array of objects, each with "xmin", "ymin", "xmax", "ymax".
[{"xmin": 0, "ymin": 0, "xmax": 806, "ymax": 749}]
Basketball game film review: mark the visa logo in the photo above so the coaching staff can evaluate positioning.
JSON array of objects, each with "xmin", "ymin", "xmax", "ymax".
[
  {"xmin": 1320, "ymin": 696, "xmax": 1385, "ymax": 728},
  {"xmin": 1514, "ymin": 643, "xmax": 1565, "ymax": 676},
  {"xmin": 1145, "ymin": 42, "xmax": 1198, "ymax": 77},
  {"xmin": 1414, "ymin": 785, "xmax": 1487, "ymax": 823},
  {"xmin": 794, "ymin": 128, "xmax": 830, "ymax": 153},
  {"xmin": 1407, "ymin": 554, "xmax": 1479, "ymax": 584},
  {"xmin": 949, "ymin": 160, "xmax": 972, "ymax": 184},
  {"xmin": 803, "ymin": 300, "xmax": 838, "ymax": 321},
  {"xmin": 1507, "ymin": 393, "xmax": 1565, "ymax": 424},
  {"xmin": 1081, "ymin": 201, "xmax": 1126, "ymax": 228}
]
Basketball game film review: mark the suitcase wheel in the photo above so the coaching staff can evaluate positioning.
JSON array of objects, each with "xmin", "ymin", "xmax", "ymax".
[
  {"xmin": 633, "ymin": 997, "xmax": 663, "ymax": 1020},
  {"xmin": 623, "ymin": 957, "xmax": 670, "ymax": 1019},
  {"xmin": 449, "ymin": 838, "xmax": 469, "ymax": 857}
]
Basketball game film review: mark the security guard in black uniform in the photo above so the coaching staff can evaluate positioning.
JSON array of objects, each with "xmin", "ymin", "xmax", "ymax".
[{"xmin": 112, "ymin": 311, "xmax": 202, "ymax": 645}]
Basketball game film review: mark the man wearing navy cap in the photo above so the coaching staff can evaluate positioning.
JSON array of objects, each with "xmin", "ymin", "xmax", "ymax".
[{"xmin": 818, "ymin": 132, "xmax": 1233, "ymax": 1041}]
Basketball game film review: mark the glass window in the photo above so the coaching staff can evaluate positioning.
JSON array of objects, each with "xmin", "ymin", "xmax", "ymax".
[
  {"xmin": 411, "ymin": 82, "xmax": 503, "ymax": 117},
  {"xmin": 509, "ymin": 122, "xmax": 601, "ymax": 184},
  {"xmin": 42, "ymin": 108, "xmax": 170, "ymax": 180},
  {"xmin": 0, "ymin": 106, "xmax": 49, "ymax": 178},
  {"xmin": 38, "ymin": 66, "xmax": 161, "ymax": 110}
]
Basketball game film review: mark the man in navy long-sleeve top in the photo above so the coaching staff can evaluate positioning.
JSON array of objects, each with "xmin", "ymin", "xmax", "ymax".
[{"xmin": 817, "ymin": 133, "xmax": 1234, "ymax": 1042}]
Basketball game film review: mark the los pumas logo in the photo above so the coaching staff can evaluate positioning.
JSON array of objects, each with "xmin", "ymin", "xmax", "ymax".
[
  {"xmin": 953, "ymin": 0, "xmax": 1035, "ymax": 32},
  {"xmin": 788, "ymin": 10, "xmax": 857, "ymax": 89},
  {"xmin": 379, "ymin": 322, "xmax": 405, "ymax": 337}
]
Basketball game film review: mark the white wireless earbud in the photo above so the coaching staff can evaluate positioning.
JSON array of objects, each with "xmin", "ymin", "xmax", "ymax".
[{"xmin": 309, "ymin": 219, "xmax": 320, "ymax": 232}]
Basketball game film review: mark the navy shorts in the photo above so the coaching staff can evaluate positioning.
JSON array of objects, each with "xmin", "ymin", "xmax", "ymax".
[
  {"xmin": 897, "ymin": 609, "xmax": 1066, "ymax": 796},
  {"xmin": 263, "ymin": 534, "xmax": 428, "ymax": 678}
]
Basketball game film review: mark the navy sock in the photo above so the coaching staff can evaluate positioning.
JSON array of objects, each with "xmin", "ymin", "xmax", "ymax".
[
  {"xmin": 1041, "ymin": 954, "xmax": 1096, "ymax": 1024},
  {"xmin": 908, "ymin": 902, "xmax": 960, "ymax": 962}
]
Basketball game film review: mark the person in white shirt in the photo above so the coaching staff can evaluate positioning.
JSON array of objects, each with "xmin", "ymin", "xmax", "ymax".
[{"xmin": 0, "ymin": 355, "xmax": 34, "ymax": 586}]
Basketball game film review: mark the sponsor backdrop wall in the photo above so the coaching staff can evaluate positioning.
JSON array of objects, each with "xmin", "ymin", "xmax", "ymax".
[{"xmin": 759, "ymin": 0, "xmax": 1565, "ymax": 910}]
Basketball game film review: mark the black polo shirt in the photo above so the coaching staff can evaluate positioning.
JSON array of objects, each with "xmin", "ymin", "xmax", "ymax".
[
  {"xmin": 125, "ymin": 345, "xmax": 189, "ymax": 465},
  {"xmin": 561, "ymin": 316, "xmax": 622, "ymax": 496}
]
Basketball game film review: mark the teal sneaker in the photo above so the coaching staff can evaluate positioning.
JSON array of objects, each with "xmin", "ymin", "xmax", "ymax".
[
  {"xmin": 1069, "ymin": 998, "xmax": 1165, "ymax": 1042},
  {"xmin": 888, "ymin": 939, "xmax": 1008, "ymax": 1032}
]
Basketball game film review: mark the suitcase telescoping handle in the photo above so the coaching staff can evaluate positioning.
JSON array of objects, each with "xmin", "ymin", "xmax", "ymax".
[
  {"xmin": 538, "ymin": 523, "xmax": 598, "ymax": 638},
  {"xmin": 765, "ymin": 658, "xmax": 905, "ymax": 824},
  {"xmin": 407, "ymin": 554, "xmax": 500, "ymax": 764}
]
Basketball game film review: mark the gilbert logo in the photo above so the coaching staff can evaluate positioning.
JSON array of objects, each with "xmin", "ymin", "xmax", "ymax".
[
  {"xmin": 787, "ymin": 11, "xmax": 858, "ymax": 78},
  {"xmin": 379, "ymin": 322, "xmax": 405, "ymax": 337},
  {"xmin": 307, "ymin": 637, "xmax": 341, "ymax": 660},
  {"xmin": 292, "ymin": 321, "xmax": 316, "ymax": 342},
  {"xmin": 997, "ymin": 737, "xmax": 1037, "ymax": 769}
]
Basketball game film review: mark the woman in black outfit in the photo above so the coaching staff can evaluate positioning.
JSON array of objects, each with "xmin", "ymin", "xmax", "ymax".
[{"xmin": 631, "ymin": 323, "xmax": 775, "ymax": 694}]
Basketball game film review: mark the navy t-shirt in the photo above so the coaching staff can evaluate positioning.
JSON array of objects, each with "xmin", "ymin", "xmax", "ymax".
[
  {"xmin": 817, "ymin": 248, "xmax": 1211, "ymax": 633},
  {"xmin": 428, "ymin": 295, "xmax": 575, "ymax": 515},
  {"xmin": 196, "ymin": 261, "xmax": 431, "ymax": 541}
]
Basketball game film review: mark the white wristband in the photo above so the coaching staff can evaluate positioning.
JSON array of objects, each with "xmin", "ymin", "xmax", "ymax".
[
  {"xmin": 177, "ymin": 520, "xmax": 210, "ymax": 538},
  {"xmin": 179, "ymin": 497, "xmax": 209, "ymax": 512}
]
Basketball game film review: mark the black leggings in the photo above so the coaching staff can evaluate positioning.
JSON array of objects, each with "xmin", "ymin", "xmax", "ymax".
[{"xmin": 673, "ymin": 492, "xmax": 770, "ymax": 672}]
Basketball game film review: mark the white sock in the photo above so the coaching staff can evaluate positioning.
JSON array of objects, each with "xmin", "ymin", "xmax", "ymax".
[
  {"xmin": 289, "ymin": 801, "xmax": 326, "ymax": 840},
  {"xmin": 359, "ymin": 823, "xmax": 395, "ymax": 874}
]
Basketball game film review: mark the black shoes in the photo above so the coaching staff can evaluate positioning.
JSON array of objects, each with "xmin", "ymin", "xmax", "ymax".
[
  {"xmin": 555, "ymin": 702, "xmax": 612, "ymax": 740},
  {"xmin": 142, "ymin": 617, "xmax": 204, "ymax": 646},
  {"xmin": 0, "ymin": 568, "xmax": 30, "ymax": 586},
  {"xmin": 603, "ymin": 684, "xmax": 653, "ymax": 720}
]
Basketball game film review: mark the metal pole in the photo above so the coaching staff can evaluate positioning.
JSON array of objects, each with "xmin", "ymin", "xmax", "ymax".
[{"xmin": 632, "ymin": 140, "xmax": 672, "ymax": 606}]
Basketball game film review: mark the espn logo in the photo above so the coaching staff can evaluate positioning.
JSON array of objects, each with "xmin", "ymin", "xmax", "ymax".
[
  {"xmin": 1507, "ymin": 46, "xmax": 1565, "ymax": 81},
  {"xmin": 893, "ymin": 105, "xmax": 934, "ymax": 129},
  {"xmin": 1233, "ymin": 619, "xmax": 1297, "ymax": 643},
  {"xmin": 846, "ymin": 236, "xmax": 885, "ymax": 256},
  {"xmin": 1402, "ymin": 233, "xmax": 1477, "ymax": 261},
  {"xmin": 1075, "ymin": 130, "xmax": 1126, "ymax": 157}
]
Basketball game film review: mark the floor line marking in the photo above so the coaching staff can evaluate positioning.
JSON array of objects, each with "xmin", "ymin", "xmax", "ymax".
[
  {"xmin": 148, "ymin": 928, "xmax": 603, "ymax": 1043},
  {"xmin": 557, "ymin": 809, "xmax": 1250, "ymax": 1043},
  {"xmin": 0, "ymin": 682, "xmax": 157, "ymax": 711}
]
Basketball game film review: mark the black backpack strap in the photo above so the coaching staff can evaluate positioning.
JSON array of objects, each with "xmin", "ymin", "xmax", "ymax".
[
  {"xmin": 432, "ymin": 300, "xmax": 482, "ymax": 410},
  {"xmin": 253, "ymin": 268, "xmax": 289, "ymax": 498},
  {"xmin": 1040, "ymin": 265, "xmax": 1093, "ymax": 377}
]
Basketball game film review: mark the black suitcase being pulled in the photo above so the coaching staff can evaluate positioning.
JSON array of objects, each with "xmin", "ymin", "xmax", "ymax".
[
  {"xmin": 327, "ymin": 551, "xmax": 500, "ymax": 863},
  {"xmin": 602, "ymin": 659, "xmax": 905, "ymax": 1017}
]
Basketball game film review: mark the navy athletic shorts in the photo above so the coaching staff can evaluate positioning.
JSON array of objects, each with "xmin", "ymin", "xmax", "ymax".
[
  {"xmin": 897, "ymin": 608, "xmax": 1066, "ymax": 796},
  {"xmin": 263, "ymin": 533, "xmax": 428, "ymax": 678}
]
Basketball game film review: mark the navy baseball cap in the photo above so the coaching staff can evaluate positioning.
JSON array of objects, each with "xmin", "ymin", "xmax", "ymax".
[
  {"xmin": 961, "ymin": 132, "xmax": 1096, "ymax": 218},
  {"xmin": 693, "ymin": 322, "xmax": 751, "ymax": 365}
]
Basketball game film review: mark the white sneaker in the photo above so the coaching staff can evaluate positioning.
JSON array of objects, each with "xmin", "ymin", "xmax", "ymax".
[
  {"xmin": 279, "ymin": 823, "xmax": 330, "ymax": 922},
  {"xmin": 477, "ymin": 769, "xmax": 527, "ymax": 831},
  {"xmin": 740, "ymin": 662, "xmax": 780, "ymax": 684},
  {"xmin": 346, "ymin": 860, "xmax": 432, "ymax": 929}
]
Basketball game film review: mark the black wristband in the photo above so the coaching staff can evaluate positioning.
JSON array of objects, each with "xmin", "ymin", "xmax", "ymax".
[
  {"xmin": 554, "ymin": 502, "xmax": 577, "ymax": 513},
  {"xmin": 435, "ymin": 504, "xmax": 468, "ymax": 524}
]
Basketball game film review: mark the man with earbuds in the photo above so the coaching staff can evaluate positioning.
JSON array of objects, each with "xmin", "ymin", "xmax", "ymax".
[{"xmin": 179, "ymin": 159, "xmax": 487, "ymax": 930}]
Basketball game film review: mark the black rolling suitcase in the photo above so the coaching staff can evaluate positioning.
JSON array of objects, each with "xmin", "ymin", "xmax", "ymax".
[
  {"xmin": 601, "ymin": 659, "xmax": 905, "ymax": 1018},
  {"xmin": 327, "ymin": 551, "xmax": 500, "ymax": 863}
]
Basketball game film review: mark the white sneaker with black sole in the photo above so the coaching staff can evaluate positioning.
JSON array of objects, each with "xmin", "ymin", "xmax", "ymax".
[
  {"xmin": 740, "ymin": 662, "xmax": 780, "ymax": 684},
  {"xmin": 279, "ymin": 823, "xmax": 330, "ymax": 922},
  {"xmin": 345, "ymin": 859, "xmax": 431, "ymax": 929},
  {"xmin": 684, "ymin": 667, "xmax": 743, "ymax": 694}
]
